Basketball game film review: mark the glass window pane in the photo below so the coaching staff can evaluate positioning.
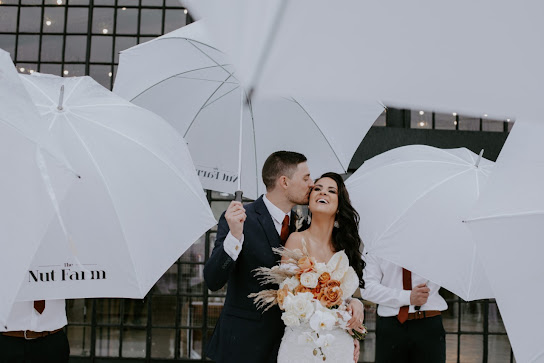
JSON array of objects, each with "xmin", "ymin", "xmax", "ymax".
[
  {"xmin": 0, "ymin": 6, "xmax": 17, "ymax": 32},
  {"xmin": 459, "ymin": 116, "xmax": 480, "ymax": 131},
  {"xmin": 43, "ymin": 6, "xmax": 65, "ymax": 32},
  {"xmin": 65, "ymin": 35, "xmax": 87, "ymax": 62},
  {"xmin": 482, "ymin": 119, "xmax": 504, "ymax": 132},
  {"xmin": 460, "ymin": 334, "xmax": 483, "ymax": 362},
  {"xmin": 435, "ymin": 112, "xmax": 457, "ymax": 130},
  {"xmin": 89, "ymin": 64, "xmax": 113, "ymax": 89},
  {"xmin": 180, "ymin": 234, "xmax": 206, "ymax": 263},
  {"xmin": 151, "ymin": 329, "xmax": 176, "ymax": 358},
  {"xmin": 165, "ymin": 0, "xmax": 182, "ymax": 7},
  {"xmin": 122, "ymin": 328, "xmax": 146, "ymax": 358},
  {"xmin": 69, "ymin": 0, "xmax": 89, "ymax": 4},
  {"xmin": 95, "ymin": 326, "xmax": 120, "ymax": 357},
  {"xmin": 19, "ymin": 7, "xmax": 41, "ymax": 32},
  {"xmin": 152, "ymin": 296, "xmax": 177, "ymax": 326},
  {"xmin": 90, "ymin": 35, "xmax": 112, "ymax": 62},
  {"xmin": 140, "ymin": 9, "xmax": 162, "ymax": 34},
  {"xmin": 154, "ymin": 264, "xmax": 178, "ymax": 295},
  {"xmin": 116, "ymin": 8, "xmax": 138, "ymax": 34},
  {"xmin": 124, "ymin": 298, "xmax": 148, "ymax": 326},
  {"xmin": 17, "ymin": 35, "xmax": 40, "ymax": 61},
  {"xmin": 411, "ymin": 109, "xmax": 431, "ymax": 129},
  {"xmin": 461, "ymin": 302, "xmax": 484, "ymax": 332},
  {"xmin": 66, "ymin": 325, "xmax": 92, "ymax": 356},
  {"xmin": 446, "ymin": 334, "xmax": 458, "ymax": 362},
  {"xmin": 164, "ymin": 9, "xmax": 185, "ymax": 33},
  {"xmin": 67, "ymin": 7, "xmax": 88, "ymax": 33},
  {"xmin": 39, "ymin": 62, "xmax": 62, "ymax": 75},
  {"xmin": 92, "ymin": 7, "xmax": 114, "ymax": 34},
  {"xmin": 66, "ymin": 299, "xmax": 91, "ymax": 324},
  {"xmin": 21, "ymin": 0, "xmax": 41, "ymax": 5},
  {"xmin": 360, "ymin": 331, "xmax": 376, "ymax": 362},
  {"xmin": 0, "ymin": 35, "xmax": 17, "ymax": 58},
  {"xmin": 96, "ymin": 298, "xmax": 121, "ymax": 324},
  {"xmin": 373, "ymin": 110, "xmax": 386, "ymax": 127},
  {"xmin": 41, "ymin": 35, "xmax": 63, "ymax": 61},
  {"xmin": 114, "ymin": 36, "xmax": 137, "ymax": 63},
  {"xmin": 488, "ymin": 335, "xmax": 513, "ymax": 363},
  {"xmin": 15, "ymin": 62, "xmax": 37, "ymax": 74}
]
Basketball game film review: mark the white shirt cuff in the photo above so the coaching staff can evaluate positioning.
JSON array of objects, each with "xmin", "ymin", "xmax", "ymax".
[
  {"xmin": 401, "ymin": 290, "xmax": 412, "ymax": 306},
  {"xmin": 223, "ymin": 232, "xmax": 244, "ymax": 261}
]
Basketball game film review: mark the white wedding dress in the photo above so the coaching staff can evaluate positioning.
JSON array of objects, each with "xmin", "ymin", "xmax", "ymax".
[{"xmin": 277, "ymin": 321, "xmax": 354, "ymax": 362}]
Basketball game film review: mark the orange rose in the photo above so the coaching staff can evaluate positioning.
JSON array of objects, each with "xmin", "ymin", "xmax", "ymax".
[
  {"xmin": 277, "ymin": 284, "xmax": 290, "ymax": 309},
  {"xmin": 294, "ymin": 284, "xmax": 312, "ymax": 294},
  {"xmin": 319, "ymin": 279, "xmax": 343, "ymax": 308},
  {"xmin": 318, "ymin": 272, "xmax": 331, "ymax": 284},
  {"xmin": 297, "ymin": 256, "xmax": 315, "ymax": 274}
]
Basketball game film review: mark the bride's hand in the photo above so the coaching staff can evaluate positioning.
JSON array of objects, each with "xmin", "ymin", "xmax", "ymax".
[{"xmin": 346, "ymin": 299, "xmax": 365, "ymax": 330}]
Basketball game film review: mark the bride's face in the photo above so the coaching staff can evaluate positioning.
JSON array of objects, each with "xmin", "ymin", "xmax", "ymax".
[{"xmin": 308, "ymin": 177, "xmax": 338, "ymax": 216}]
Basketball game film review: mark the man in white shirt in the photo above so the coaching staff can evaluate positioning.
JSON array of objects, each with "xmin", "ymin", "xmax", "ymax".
[
  {"xmin": 0, "ymin": 300, "xmax": 69, "ymax": 362},
  {"xmin": 361, "ymin": 251, "xmax": 447, "ymax": 363}
]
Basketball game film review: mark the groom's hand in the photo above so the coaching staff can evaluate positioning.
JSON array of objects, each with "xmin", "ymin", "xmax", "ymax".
[
  {"xmin": 225, "ymin": 201, "xmax": 246, "ymax": 240},
  {"xmin": 410, "ymin": 283, "xmax": 430, "ymax": 306}
]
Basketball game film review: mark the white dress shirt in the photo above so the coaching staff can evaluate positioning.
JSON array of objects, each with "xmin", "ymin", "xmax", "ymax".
[
  {"xmin": 224, "ymin": 194, "xmax": 291, "ymax": 261},
  {"xmin": 361, "ymin": 250, "xmax": 447, "ymax": 317},
  {"xmin": 1, "ymin": 300, "xmax": 67, "ymax": 332}
]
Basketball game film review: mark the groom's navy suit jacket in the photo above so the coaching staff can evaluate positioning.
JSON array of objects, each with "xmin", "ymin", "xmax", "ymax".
[{"xmin": 204, "ymin": 196, "xmax": 289, "ymax": 363}]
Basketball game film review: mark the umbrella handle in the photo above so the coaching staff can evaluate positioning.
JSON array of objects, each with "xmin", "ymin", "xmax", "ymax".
[{"xmin": 234, "ymin": 190, "xmax": 243, "ymax": 202}]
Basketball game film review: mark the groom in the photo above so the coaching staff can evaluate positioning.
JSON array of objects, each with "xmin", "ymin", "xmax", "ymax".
[{"xmin": 204, "ymin": 151, "xmax": 314, "ymax": 362}]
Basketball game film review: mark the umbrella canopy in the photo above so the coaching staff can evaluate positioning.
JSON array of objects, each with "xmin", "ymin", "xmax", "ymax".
[
  {"xmin": 184, "ymin": 0, "xmax": 540, "ymax": 120},
  {"xmin": 465, "ymin": 120, "xmax": 544, "ymax": 362},
  {"xmin": 113, "ymin": 21, "xmax": 384, "ymax": 199},
  {"xmin": 0, "ymin": 50, "xmax": 75, "ymax": 326},
  {"xmin": 16, "ymin": 72, "xmax": 216, "ymax": 301},
  {"xmin": 345, "ymin": 145, "xmax": 494, "ymax": 300}
]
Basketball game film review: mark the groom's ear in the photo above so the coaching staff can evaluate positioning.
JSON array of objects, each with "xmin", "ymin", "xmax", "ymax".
[{"xmin": 278, "ymin": 175, "xmax": 289, "ymax": 190}]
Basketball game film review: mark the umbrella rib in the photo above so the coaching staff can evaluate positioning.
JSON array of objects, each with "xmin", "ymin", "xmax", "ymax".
[
  {"xmin": 464, "ymin": 210, "xmax": 544, "ymax": 223},
  {"xmin": 183, "ymin": 73, "xmax": 238, "ymax": 138},
  {"xmin": 63, "ymin": 77, "xmax": 85, "ymax": 104},
  {"xmin": 129, "ymin": 64, "xmax": 232, "ymax": 102},
  {"xmin": 371, "ymin": 167, "xmax": 474, "ymax": 247},
  {"xmin": 69, "ymin": 112, "xmax": 212, "ymax": 214},
  {"xmin": 200, "ymin": 85, "xmax": 240, "ymax": 110},
  {"xmin": 20, "ymin": 76, "xmax": 56, "ymax": 105},
  {"xmin": 187, "ymin": 39, "xmax": 240, "ymax": 83},
  {"xmin": 168, "ymin": 76, "xmax": 238, "ymax": 84},
  {"xmin": 290, "ymin": 98, "xmax": 346, "ymax": 172}
]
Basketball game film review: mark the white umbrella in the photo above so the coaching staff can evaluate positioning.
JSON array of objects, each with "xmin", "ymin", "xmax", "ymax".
[
  {"xmin": 345, "ymin": 145, "xmax": 494, "ymax": 301},
  {"xmin": 184, "ymin": 0, "xmax": 540, "ymax": 120},
  {"xmin": 465, "ymin": 120, "xmax": 544, "ymax": 363},
  {"xmin": 15, "ymin": 72, "xmax": 216, "ymax": 301},
  {"xmin": 0, "ymin": 50, "xmax": 75, "ymax": 326},
  {"xmin": 113, "ymin": 21, "xmax": 384, "ymax": 199}
]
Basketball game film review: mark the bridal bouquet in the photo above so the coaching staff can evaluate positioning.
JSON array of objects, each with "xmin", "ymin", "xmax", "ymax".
[{"xmin": 250, "ymin": 246, "xmax": 367, "ymax": 358}]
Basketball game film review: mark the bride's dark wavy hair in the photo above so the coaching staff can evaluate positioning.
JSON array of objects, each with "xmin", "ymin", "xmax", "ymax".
[{"xmin": 315, "ymin": 172, "xmax": 365, "ymax": 288}]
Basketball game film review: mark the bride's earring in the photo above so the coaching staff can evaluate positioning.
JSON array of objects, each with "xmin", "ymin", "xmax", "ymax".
[
  {"xmin": 307, "ymin": 211, "xmax": 311, "ymax": 225},
  {"xmin": 334, "ymin": 220, "xmax": 339, "ymax": 228}
]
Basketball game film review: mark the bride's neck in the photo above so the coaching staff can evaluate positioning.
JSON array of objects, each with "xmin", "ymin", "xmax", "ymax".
[{"xmin": 307, "ymin": 213, "xmax": 335, "ymax": 247}]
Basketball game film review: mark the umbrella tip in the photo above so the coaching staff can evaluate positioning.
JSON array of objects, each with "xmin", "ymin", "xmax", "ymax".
[
  {"xmin": 475, "ymin": 149, "xmax": 484, "ymax": 168},
  {"xmin": 57, "ymin": 85, "xmax": 65, "ymax": 111}
]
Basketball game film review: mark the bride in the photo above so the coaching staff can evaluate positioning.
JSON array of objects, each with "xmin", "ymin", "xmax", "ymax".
[{"xmin": 278, "ymin": 172, "xmax": 366, "ymax": 363}]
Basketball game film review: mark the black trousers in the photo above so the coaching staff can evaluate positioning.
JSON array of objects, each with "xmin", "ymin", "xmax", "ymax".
[
  {"xmin": 376, "ymin": 315, "xmax": 446, "ymax": 363},
  {"xmin": 0, "ymin": 330, "xmax": 69, "ymax": 363}
]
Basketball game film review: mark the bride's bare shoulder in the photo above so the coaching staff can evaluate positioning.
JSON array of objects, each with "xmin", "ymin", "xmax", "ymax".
[{"xmin": 285, "ymin": 231, "xmax": 307, "ymax": 251}]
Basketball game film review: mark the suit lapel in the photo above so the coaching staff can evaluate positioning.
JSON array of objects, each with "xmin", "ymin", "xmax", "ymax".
[{"xmin": 254, "ymin": 196, "xmax": 281, "ymax": 249}]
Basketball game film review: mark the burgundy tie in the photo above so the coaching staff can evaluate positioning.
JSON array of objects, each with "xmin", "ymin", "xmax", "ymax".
[
  {"xmin": 280, "ymin": 215, "xmax": 290, "ymax": 245},
  {"xmin": 34, "ymin": 300, "xmax": 45, "ymax": 314},
  {"xmin": 397, "ymin": 268, "xmax": 411, "ymax": 324}
]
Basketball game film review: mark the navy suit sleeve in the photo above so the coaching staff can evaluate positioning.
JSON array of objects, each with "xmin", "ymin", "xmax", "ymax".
[{"xmin": 204, "ymin": 211, "xmax": 237, "ymax": 291}]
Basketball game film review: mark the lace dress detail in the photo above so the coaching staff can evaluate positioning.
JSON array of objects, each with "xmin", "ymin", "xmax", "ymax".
[{"xmin": 277, "ymin": 323, "xmax": 354, "ymax": 363}]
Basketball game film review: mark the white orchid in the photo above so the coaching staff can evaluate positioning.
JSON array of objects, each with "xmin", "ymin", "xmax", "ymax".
[
  {"xmin": 281, "ymin": 311, "xmax": 300, "ymax": 326},
  {"xmin": 309, "ymin": 309, "xmax": 337, "ymax": 332},
  {"xmin": 284, "ymin": 292, "xmax": 315, "ymax": 322}
]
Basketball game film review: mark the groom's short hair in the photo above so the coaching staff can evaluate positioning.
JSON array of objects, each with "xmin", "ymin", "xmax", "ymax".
[{"xmin": 262, "ymin": 151, "xmax": 307, "ymax": 191}]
